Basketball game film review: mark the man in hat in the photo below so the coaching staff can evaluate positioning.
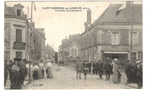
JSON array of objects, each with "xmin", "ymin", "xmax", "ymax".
[
  {"xmin": 103, "ymin": 57, "xmax": 112, "ymax": 80},
  {"xmin": 4, "ymin": 60, "xmax": 9, "ymax": 88},
  {"xmin": 136, "ymin": 60, "xmax": 143, "ymax": 88},
  {"xmin": 82, "ymin": 61, "xmax": 89, "ymax": 80},
  {"xmin": 75, "ymin": 57, "xmax": 83, "ymax": 80},
  {"xmin": 18, "ymin": 59, "xmax": 27, "ymax": 88},
  {"xmin": 39, "ymin": 60, "xmax": 44, "ymax": 79},
  {"xmin": 97, "ymin": 60, "xmax": 104, "ymax": 79},
  {"xmin": 10, "ymin": 58, "xmax": 21, "ymax": 89}
]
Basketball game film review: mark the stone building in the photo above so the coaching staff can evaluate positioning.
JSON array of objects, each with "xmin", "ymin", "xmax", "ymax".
[
  {"xmin": 80, "ymin": 1, "xmax": 142, "ymax": 62},
  {"xmin": 4, "ymin": 4, "xmax": 27, "ymax": 60}
]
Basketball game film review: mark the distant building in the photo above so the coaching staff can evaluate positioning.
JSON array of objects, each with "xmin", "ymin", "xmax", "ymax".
[
  {"xmin": 80, "ymin": 1, "xmax": 142, "ymax": 62},
  {"xmin": 45, "ymin": 44, "xmax": 55, "ymax": 62},
  {"xmin": 58, "ymin": 38, "xmax": 70, "ymax": 64},
  {"xmin": 4, "ymin": 4, "xmax": 27, "ymax": 60},
  {"xmin": 68, "ymin": 34, "xmax": 81, "ymax": 58},
  {"xmin": 59, "ymin": 34, "xmax": 81, "ymax": 63},
  {"xmin": 33, "ymin": 28, "xmax": 46, "ymax": 61}
]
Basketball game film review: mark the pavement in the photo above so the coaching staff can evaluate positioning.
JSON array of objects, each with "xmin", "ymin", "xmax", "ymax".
[{"xmin": 23, "ymin": 64, "xmax": 138, "ymax": 89}]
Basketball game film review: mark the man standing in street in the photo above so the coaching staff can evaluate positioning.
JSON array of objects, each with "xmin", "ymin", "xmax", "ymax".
[
  {"xmin": 75, "ymin": 57, "xmax": 82, "ymax": 80},
  {"xmin": 39, "ymin": 60, "xmax": 44, "ymax": 79},
  {"xmin": 97, "ymin": 60, "xmax": 103, "ymax": 79},
  {"xmin": 18, "ymin": 59, "xmax": 27, "ymax": 88},
  {"xmin": 103, "ymin": 58, "xmax": 112, "ymax": 80},
  {"xmin": 136, "ymin": 60, "xmax": 143, "ymax": 88},
  {"xmin": 10, "ymin": 58, "xmax": 21, "ymax": 89},
  {"xmin": 83, "ymin": 61, "xmax": 89, "ymax": 80},
  {"xmin": 4, "ymin": 60, "xmax": 9, "ymax": 88}
]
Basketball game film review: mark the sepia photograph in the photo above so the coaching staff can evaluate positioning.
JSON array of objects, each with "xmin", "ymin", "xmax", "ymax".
[{"xmin": 4, "ymin": 0, "xmax": 142, "ymax": 90}]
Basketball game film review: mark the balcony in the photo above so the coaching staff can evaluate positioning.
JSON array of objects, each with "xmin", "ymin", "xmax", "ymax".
[{"xmin": 13, "ymin": 41, "xmax": 26, "ymax": 50}]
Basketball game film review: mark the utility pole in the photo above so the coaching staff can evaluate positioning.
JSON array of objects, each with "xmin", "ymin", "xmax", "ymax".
[
  {"xmin": 128, "ymin": 1, "xmax": 134, "ymax": 62},
  {"xmin": 28, "ymin": 1, "xmax": 34, "ymax": 83}
]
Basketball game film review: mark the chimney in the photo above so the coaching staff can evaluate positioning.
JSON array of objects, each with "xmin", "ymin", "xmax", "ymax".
[
  {"xmin": 124, "ymin": 1, "xmax": 134, "ymax": 21},
  {"xmin": 126, "ymin": 1, "xmax": 133, "ymax": 8},
  {"xmin": 84, "ymin": 8, "xmax": 92, "ymax": 31},
  {"xmin": 87, "ymin": 8, "xmax": 91, "ymax": 25}
]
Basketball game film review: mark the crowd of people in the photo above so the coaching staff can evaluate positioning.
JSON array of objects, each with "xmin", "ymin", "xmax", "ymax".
[
  {"xmin": 75, "ymin": 57, "xmax": 143, "ymax": 88},
  {"xmin": 4, "ymin": 58, "xmax": 53, "ymax": 89},
  {"xmin": 4, "ymin": 57, "xmax": 142, "ymax": 89}
]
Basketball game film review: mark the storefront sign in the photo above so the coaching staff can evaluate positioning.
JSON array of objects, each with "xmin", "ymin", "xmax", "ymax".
[{"xmin": 13, "ymin": 41, "xmax": 26, "ymax": 50}]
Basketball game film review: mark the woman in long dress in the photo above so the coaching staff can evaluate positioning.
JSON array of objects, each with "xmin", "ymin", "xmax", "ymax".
[
  {"xmin": 112, "ymin": 58, "xmax": 120, "ymax": 83},
  {"xmin": 33, "ymin": 64, "xmax": 39, "ymax": 80},
  {"xmin": 46, "ymin": 61, "xmax": 53, "ymax": 79}
]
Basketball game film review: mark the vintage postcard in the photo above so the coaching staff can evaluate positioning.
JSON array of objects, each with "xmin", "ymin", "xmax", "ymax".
[{"xmin": 4, "ymin": 0, "xmax": 142, "ymax": 89}]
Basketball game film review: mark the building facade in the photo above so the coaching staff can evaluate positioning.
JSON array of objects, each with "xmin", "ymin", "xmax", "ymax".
[
  {"xmin": 45, "ymin": 44, "xmax": 55, "ymax": 62},
  {"xmin": 58, "ymin": 34, "xmax": 81, "ymax": 63},
  {"xmin": 80, "ymin": 1, "xmax": 142, "ymax": 62},
  {"xmin": 26, "ymin": 22, "xmax": 35, "ymax": 61},
  {"xmin": 33, "ymin": 28, "xmax": 46, "ymax": 61},
  {"xmin": 4, "ymin": 3, "xmax": 48, "ymax": 63},
  {"xmin": 4, "ymin": 4, "xmax": 27, "ymax": 60},
  {"xmin": 68, "ymin": 34, "xmax": 81, "ymax": 58}
]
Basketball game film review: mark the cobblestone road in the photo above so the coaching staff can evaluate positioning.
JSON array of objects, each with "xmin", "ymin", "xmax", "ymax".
[{"xmin": 23, "ymin": 64, "xmax": 137, "ymax": 89}]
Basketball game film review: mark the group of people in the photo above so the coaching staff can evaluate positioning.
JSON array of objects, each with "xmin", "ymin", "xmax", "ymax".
[
  {"xmin": 75, "ymin": 57, "xmax": 143, "ymax": 88},
  {"xmin": 4, "ymin": 58, "xmax": 27, "ymax": 89},
  {"xmin": 75, "ymin": 58, "xmax": 113, "ymax": 80},
  {"xmin": 4, "ymin": 59, "xmax": 53, "ymax": 89},
  {"xmin": 28, "ymin": 60, "xmax": 53, "ymax": 80}
]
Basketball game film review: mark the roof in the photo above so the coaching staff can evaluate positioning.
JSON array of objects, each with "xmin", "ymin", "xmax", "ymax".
[
  {"xmin": 4, "ymin": 4, "xmax": 27, "ymax": 20},
  {"xmin": 93, "ymin": 4, "xmax": 142, "ymax": 26},
  {"xmin": 5, "ymin": 7, "xmax": 16, "ymax": 17},
  {"xmin": 80, "ymin": 3, "xmax": 143, "ymax": 36}
]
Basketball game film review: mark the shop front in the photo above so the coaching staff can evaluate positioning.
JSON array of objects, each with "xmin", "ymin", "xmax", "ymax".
[{"xmin": 103, "ymin": 52, "xmax": 128, "ymax": 62}]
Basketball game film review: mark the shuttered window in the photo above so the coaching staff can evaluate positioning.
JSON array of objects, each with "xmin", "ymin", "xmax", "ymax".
[
  {"xmin": 17, "ymin": 9, "xmax": 21, "ymax": 16},
  {"xmin": 132, "ymin": 32, "xmax": 138, "ymax": 45},
  {"xmin": 16, "ymin": 29, "xmax": 22, "ymax": 42}
]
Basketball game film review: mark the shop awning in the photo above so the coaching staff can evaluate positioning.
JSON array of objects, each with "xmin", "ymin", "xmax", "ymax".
[{"xmin": 104, "ymin": 52, "xmax": 128, "ymax": 54}]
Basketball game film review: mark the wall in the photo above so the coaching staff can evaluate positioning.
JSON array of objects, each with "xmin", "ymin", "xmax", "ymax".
[{"xmin": 5, "ymin": 18, "xmax": 27, "ymax": 60}]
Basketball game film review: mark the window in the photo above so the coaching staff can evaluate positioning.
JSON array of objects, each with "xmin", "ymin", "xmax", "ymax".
[
  {"xmin": 132, "ymin": 32, "xmax": 138, "ymax": 45},
  {"xmin": 76, "ymin": 48, "xmax": 79, "ymax": 57},
  {"xmin": 16, "ymin": 51, "xmax": 22, "ymax": 59},
  {"xmin": 131, "ymin": 52, "xmax": 136, "ymax": 61},
  {"xmin": 16, "ymin": 29, "xmax": 22, "ymax": 42},
  {"xmin": 111, "ymin": 32, "xmax": 120, "ymax": 45},
  {"xmin": 97, "ymin": 30, "xmax": 103, "ymax": 44},
  {"xmin": 17, "ymin": 9, "xmax": 21, "ymax": 16}
]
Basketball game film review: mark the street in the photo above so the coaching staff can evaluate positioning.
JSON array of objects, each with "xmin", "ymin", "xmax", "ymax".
[
  {"xmin": 4, "ymin": 2, "xmax": 142, "ymax": 90},
  {"xmin": 23, "ymin": 64, "xmax": 136, "ymax": 89}
]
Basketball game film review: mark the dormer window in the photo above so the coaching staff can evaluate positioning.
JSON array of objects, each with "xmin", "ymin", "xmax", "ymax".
[{"xmin": 17, "ymin": 9, "xmax": 21, "ymax": 16}]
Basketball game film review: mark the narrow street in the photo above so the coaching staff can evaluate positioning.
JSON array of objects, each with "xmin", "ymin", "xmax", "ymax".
[{"xmin": 23, "ymin": 64, "xmax": 135, "ymax": 89}]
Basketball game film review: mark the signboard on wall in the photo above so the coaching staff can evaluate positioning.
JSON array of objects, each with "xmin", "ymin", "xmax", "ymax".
[{"xmin": 13, "ymin": 41, "xmax": 26, "ymax": 50}]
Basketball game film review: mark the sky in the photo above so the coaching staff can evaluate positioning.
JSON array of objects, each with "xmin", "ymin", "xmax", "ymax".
[{"xmin": 6, "ymin": 0, "xmax": 142, "ymax": 51}]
